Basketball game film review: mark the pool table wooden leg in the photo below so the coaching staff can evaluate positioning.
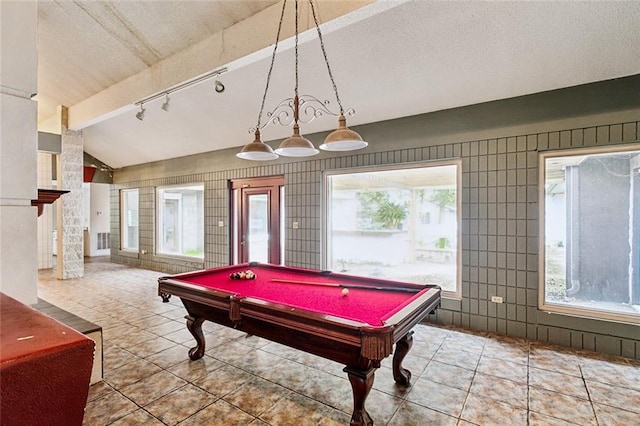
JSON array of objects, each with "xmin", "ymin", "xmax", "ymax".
[
  {"xmin": 185, "ymin": 315, "xmax": 205, "ymax": 360},
  {"xmin": 344, "ymin": 366, "xmax": 374, "ymax": 426},
  {"xmin": 392, "ymin": 331, "xmax": 414, "ymax": 386}
]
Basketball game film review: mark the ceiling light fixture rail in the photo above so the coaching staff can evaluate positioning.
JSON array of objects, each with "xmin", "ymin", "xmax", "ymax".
[{"xmin": 133, "ymin": 66, "xmax": 227, "ymax": 108}]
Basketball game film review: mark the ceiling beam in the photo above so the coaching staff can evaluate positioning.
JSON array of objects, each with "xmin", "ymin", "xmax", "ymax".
[{"xmin": 51, "ymin": 0, "xmax": 375, "ymax": 132}]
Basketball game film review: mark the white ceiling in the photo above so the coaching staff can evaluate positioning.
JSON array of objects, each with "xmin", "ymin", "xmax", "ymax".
[{"xmin": 36, "ymin": 1, "xmax": 640, "ymax": 169}]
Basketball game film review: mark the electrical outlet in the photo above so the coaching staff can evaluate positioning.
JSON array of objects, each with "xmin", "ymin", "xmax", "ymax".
[{"xmin": 491, "ymin": 296, "xmax": 503, "ymax": 303}]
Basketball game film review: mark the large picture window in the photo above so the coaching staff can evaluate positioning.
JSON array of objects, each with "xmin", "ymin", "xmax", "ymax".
[
  {"xmin": 120, "ymin": 189, "xmax": 139, "ymax": 251},
  {"xmin": 540, "ymin": 145, "xmax": 640, "ymax": 323},
  {"xmin": 325, "ymin": 161, "xmax": 460, "ymax": 295},
  {"xmin": 157, "ymin": 184, "xmax": 204, "ymax": 258}
]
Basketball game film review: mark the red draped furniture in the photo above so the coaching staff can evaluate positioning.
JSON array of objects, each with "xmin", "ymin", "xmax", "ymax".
[{"xmin": 0, "ymin": 293, "xmax": 95, "ymax": 426}]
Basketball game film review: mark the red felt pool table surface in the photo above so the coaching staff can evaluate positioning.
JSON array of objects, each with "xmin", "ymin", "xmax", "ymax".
[{"xmin": 171, "ymin": 263, "xmax": 432, "ymax": 326}]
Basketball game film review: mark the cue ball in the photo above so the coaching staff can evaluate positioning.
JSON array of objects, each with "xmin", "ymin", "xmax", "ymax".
[{"xmin": 341, "ymin": 288, "xmax": 349, "ymax": 296}]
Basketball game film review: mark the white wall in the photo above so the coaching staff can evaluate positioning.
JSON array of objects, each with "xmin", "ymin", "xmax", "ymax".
[
  {"xmin": 37, "ymin": 152, "xmax": 54, "ymax": 269},
  {"xmin": 88, "ymin": 183, "xmax": 111, "ymax": 256}
]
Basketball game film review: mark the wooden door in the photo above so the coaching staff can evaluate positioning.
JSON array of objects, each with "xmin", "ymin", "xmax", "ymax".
[{"xmin": 231, "ymin": 176, "xmax": 284, "ymax": 265}]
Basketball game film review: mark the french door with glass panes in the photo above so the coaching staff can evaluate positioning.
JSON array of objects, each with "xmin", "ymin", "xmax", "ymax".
[{"xmin": 231, "ymin": 176, "xmax": 284, "ymax": 265}]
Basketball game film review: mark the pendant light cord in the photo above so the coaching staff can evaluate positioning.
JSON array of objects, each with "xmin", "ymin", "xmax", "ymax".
[
  {"xmin": 256, "ymin": 0, "xmax": 288, "ymax": 130},
  {"xmin": 309, "ymin": 0, "xmax": 344, "ymax": 115},
  {"xmin": 293, "ymin": 0, "xmax": 300, "ymax": 123}
]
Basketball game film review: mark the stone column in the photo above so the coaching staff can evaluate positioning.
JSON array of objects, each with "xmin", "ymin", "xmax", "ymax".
[
  {"xmin": 56, "ymin": 112, "xmax": 85, "ymax": 279},
  {"xmin": 0, "ymin": 1, "xmax": 38, "ymax": 304}
]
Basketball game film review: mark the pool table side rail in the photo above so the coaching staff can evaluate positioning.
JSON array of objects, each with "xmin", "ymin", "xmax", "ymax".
[
  {"xmin": 158, "ymin": 278, "xmax": 239, "ymax": 314},
  {"xmin": 384, "ymin": 287, "xmax": 441, "ymax": 343}
]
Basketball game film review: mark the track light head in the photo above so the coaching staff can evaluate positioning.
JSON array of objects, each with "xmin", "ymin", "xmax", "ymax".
[
  {"xmin": 161, "ymin": 94, "xmax": 170, "ymax": 112},
  {"xmin": 214, "ymin": 80, "xmax": 225, "ymax": 93},
  {"xmin": 136, "ymin": 104, "xmax": 146, "ymax": 121}
]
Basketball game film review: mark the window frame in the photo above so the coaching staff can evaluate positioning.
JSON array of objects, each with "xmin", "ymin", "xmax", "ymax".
[
  {"xmin": 538, "ymin": 143, "xmax": 640, "ymax": 324},
  {"xmin": 155, "ymin": 183, "xmax": 205, "ymax": 260},
  {"xmin": 322, "ymin": 159, "xmax": 462, "ymax": 298},
  {"xmin": 119, "ymin": 188, "xmax": 139, "ymax": 252}
]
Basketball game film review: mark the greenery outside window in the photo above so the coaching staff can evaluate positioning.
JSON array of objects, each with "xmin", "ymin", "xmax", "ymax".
[
  {"xmin": 540, "ymin": 145, "xmax": 640, "ymax": 323},
  {"xmin": 157, "ymin": 184, "xmax": 204, "ymax": 259},
  {"xmin": 324, "ymin": 161, "xmax": 461, "ymax": 295},
  {"xmin": 120, "ymin": 189, "xmax": 139, "ymax": 251}
]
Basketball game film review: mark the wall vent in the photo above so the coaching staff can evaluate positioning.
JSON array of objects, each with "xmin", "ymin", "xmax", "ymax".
[{"xmin": 97, "ymin": 232, "xmax": 110, "ymax": 250}]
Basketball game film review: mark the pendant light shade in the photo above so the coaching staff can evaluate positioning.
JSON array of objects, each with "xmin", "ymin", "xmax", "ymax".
[
  {"xmin": 275, "ymin": 124, "xmax": 319, "ymax": 157},
  {"xmin": 236, "ymin": 130, "xmax": 278, "ymax": 161},
  {"xmin": 320, "ymin": 115, "xmax": 368, "ymax": 151}
]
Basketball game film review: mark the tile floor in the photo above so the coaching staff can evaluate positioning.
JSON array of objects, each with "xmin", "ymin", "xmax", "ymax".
[{"xmin": 37, "ymin": 259, "xmax": 640, "ymax": 425}]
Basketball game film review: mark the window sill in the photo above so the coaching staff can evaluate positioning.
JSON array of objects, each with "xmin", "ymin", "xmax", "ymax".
[{"xmin": 536, "ymin": 304, "xmax": 639, "ymax": 340}]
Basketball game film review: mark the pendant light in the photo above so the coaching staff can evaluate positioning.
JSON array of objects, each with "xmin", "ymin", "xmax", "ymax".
[{"xmin": 238, "ymin": 0, "xmax": 367, "ymax": 161}]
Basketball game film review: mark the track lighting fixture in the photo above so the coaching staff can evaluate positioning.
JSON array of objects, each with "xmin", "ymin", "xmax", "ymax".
[
  {"xmin": 161, "ymin": 94, "xmax": 170, "ymax": 112},
  {"xmin": 133, "ymin": 67, "xmax": 227, "ymax": 120},
  {"xmin": 136, "ymin": 104, "xmax": 145, "ymax": 121}
]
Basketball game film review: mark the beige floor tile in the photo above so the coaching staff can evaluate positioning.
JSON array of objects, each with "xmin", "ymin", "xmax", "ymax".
[
  {"xmin": 529, "ymin": 366, "xmax": 589, "ymax": 399},
  {"xmin": 371, "ymin": 365, "xmax": 414, "ymax": 398},
  {"xmin": 581, "ymin": 357, "xmax": 640, "ymax": 392},
  {"xmin": 104, "ymin": 358, "xmax": 163, "ymax": 389},
  {"xmin": 145, "ymin": 344, "xmax": 192, "ymax": 369},
  {"xmin": 388, "ymin": 400, "xmax": 458, "ymax": 426},
  {"xmin": 145, "ymin": 384, "xmax": 217, "ymax": 425},
  {"xmin": 258, "ymin": 392, "xmax": 341, "ymax": 426},
  {"xmin": 110, "ymin": 409, "xmax": 165, "ymax": 425},
  {"xmin": 593, "ymin": 402, "xmax": 640, "ymax": 425},
  {"xmin": 476, "ymin": 355, "xmax": 528, "ymax": 383},
  {"xmin": 528, "ymin": 411, "xmax": 583, "ymax": 425},
  {"xmin": 360, "ymin": 389, "xmax": 406, "ymax": 425},
  {"xmin": 119, "ymin": 370, "xmax": 187, "ymax": 406},
  {"xmin": 82, "ymin": 391, "xmax": 138, "ymax": 425},
  {"xmin": 432, "ymin": 347, "xmax": 481, "ymax": 370},
  {"xmin": 178, "ymin": 399, "xmax": 256, "ymax": 425},
  {"xmin": 586, "ymin": 380, "xmax": 640, "ymax": 414},
  {"xmin": 529, "ymin": 386, "xmax": 597, "ymax": 425},
  {"xmin": 86, "ymin": 380, "xmax": 116, "ymax": 403},
  {"xmin": 223, "ymin": 377, "xmax": 291, "ymax": 416},
  {"xmin": 422, "ymin": 360, "xmax": 475, "ymax": 391},
  {"xmin": 529, "ymin": 344, "xmax": 582, "ymax": 377},
  {"xmin": 103, "ymin": 345, "xmax": 140, "ymax": 371},
  {"xmin": 469, "ymin": 372, "xmax": 528, "ymax": 408},
  {"xmin": 406, "ymin": 377, "xmax": 468, "ymax": 417},
  {"xmin": 167, "ymin": 354, "xmax": 225, "ymax": 382},
  {"xmin": 194, "ymin": 364, "xmax": 256, "ymax": 397},
  {"xmin": 461, "ymin": 393, "xmax": 528, "ymax": 426},
  {"xmin": 125, "ymin": 335, "xmax": 178, "ymax": 358}
]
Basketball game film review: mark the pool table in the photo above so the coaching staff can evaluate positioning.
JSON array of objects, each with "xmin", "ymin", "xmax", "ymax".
[{"xmin": 158, "ymin": 262, "xmax": 441, "ymax": 425}]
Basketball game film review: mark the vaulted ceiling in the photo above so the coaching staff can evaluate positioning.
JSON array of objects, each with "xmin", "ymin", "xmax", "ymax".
[{"xmin": 36, "ymin": 0, "xmax": 640, "ymax": 169}]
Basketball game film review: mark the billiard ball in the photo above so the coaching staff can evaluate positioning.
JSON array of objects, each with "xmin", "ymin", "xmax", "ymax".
[{"xmin": 341, "ymin": 288, "xmax": 349, "ymax": 296}]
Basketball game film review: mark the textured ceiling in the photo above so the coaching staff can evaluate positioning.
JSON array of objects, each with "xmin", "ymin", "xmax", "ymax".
[
  {"xmin": 36, "ymin": 0, "xmax": 280, "ymax": 121},
  {"xmin": 35, "ymin": 1, "xmax": 640, "ymax": 169}
]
